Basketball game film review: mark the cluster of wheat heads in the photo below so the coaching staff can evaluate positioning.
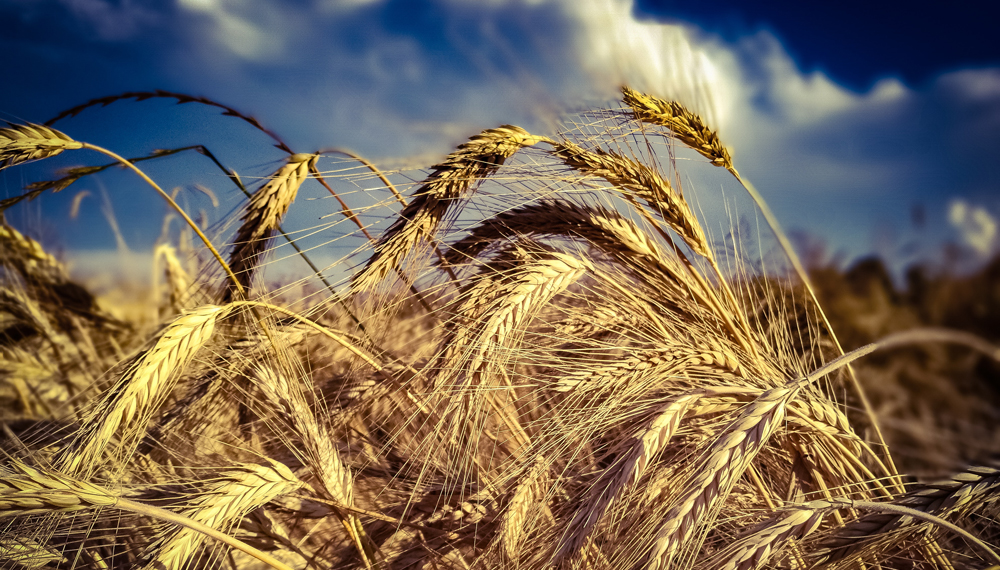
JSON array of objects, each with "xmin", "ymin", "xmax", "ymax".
[{"xmin": 1, "ymin": 88, "xmax": 1000, "ymax": 570}]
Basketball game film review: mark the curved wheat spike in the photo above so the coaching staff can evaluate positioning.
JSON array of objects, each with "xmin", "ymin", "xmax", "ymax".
[
  {"xmin": 140, "ymin": 461, "xmax": 304, "ymax": 570},
  {"xmin": 58, "ymin": 305, "xmax": 230, "ymax": 474},
  {"xmin": 621, "ymin": 85, "xmax": 902, "ymax": 486},
  {"xmin": 556, "ymin": 393, "xmax": 699, "ymax": 564},
  {"xmin": 0, "ymin": 123, "xmax": 82, "ymax": 170},
  {"xmin": 223, "ymin": 153, "xmax": 317, "ymax": 302},
  {"xmin": 0, "ymin": 460, "xmax": 297, "ymax": 570},
  {"xmin": 621, "ymin": 86, "xmax": 732, "ymax": 169},
  {"xmin": 440, "ymin": 249, "xmax": 591, "ymax": 388},
  {"xmin": 251, "ymin": 367, "xmax": 353, "ymax": 508},
  {"xmin": 443, "ymin": 200, "xmax": 693, "ymax": 295},
  {"xmin": 352, "ymin": 125, "xmax": 551, "ymax": 291},
  {"xmin": 500, "ymin": 457, "xmax": 549, "ymax": 561},
  {"xmin": 551, "ymin": 138, "xmax": 758, "ymax": 358},
  {"xmin": 712, "ymin": 503, "xmax": 828, "ymax": 570},
  {"xmin": 646, "ymin": 386, "xmax": 795, "ymax": 570},
  {"xmin": 816, "ymin": 460, "xmax": 1000, "ymax": 564},
  {"xmin": 549, "ymin": 140, "xmax": 710, "ymax": 258}
]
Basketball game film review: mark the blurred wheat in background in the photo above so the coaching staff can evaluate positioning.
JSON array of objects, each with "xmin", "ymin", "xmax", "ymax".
[{"xmin": 2, "ymin": 86, "xmax": 1000, "ymax": 570}]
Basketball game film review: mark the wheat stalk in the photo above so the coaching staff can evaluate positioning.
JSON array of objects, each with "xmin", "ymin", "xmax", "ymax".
[{"xmin": 352, "ymin": 125, "xmax": 550, "ymax": 291}]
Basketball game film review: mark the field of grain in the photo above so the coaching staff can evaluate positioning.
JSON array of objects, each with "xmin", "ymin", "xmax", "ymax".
[{"xmin": 1, "ymin": 88, "xmax": 999, "ymax": 569}]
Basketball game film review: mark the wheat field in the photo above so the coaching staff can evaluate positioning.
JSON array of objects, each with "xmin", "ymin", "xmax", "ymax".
[{"xmin": 1, "ymin": 87, "xmax": 999, "ymax": 569}]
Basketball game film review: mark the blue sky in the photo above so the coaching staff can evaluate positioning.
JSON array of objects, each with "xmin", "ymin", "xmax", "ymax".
[{"xmin": 3, "ymin": 0, "xmax": 1000, "ymax": 283}]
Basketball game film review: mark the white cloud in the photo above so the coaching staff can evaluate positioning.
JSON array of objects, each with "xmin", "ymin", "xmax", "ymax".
[
  {"xmin": 565, "ymin": 0, "xmax": 731, "ymax": 128},
  {"xmin": 949, "ymin": 199, "xmax": 997, "ymax": 255},
  {"xmin": 177, "ymin": 0, "xmax": 286, "ymax": 61}
]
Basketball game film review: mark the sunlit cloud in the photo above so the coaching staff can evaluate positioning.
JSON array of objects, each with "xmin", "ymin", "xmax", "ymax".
[
  {"xmin": 949, "ymin": 199, "xmax": 997, "ymax": 256},
  {"xmin": 177, "ymin": 0, "xmax": 288, "ymax": 61}
]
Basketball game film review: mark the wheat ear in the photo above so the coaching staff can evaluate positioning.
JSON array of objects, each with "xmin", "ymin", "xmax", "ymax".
[
  {"xmin": 557, "ymin": 393, "xmax": 699, "ymax": 564},
  {"xmin": 0, "ymin": 123, "xmax": 82, "ymax": 170},
  {"xmin": 59, "ymin": 305, "xmax": 229, "ymax": 474},
  {"xmin": 621, "ymin": 87, "xmax": 733, "ymax": 169},
  {"xmin": 141, "ymin": 461, "xmax": 304, "ymax": 570},
  {"xmin": 156, "ymin": 243, "xmax": 192, "ymax": 313},
  {"xmin": 549, "ymin": 140, "xmax": 710, "ymax": 258},
  {"xmin": 0, "ymin": 537, "xmax": 66, "ymax": 568},
  {"xmin": 441, "ymin": 250, "xmax": 591, "ymax": 387},
  {"xmin": 500, "ymin": 457, "xmax": 549, "ymax": 560},
  {"xmin": 251, "ymin": 367, "xmax": 353, "ymax": 507},
  {"xmin": 816, "ymin": 460, "xmax": 1000, "ymax": 563},
  {"xmin": 0, "ymin": 460, "xmax": 296, "ymax": 570},
  {"xmin": 714, "ymin": 503, "xmax": 828, "ymax": 570},
  {"xmin": 443, "ymin": 200, "xmax": 694, "ymax": 296},
  {"xmin": 646, "ymin": 386, "xmax": 794, "ymax": 569},
  {"xmin": 223, "ymin": 153, "xmax": 316, "ymax": 302},
  {"xmin": 352, "ymin": 125, "xmax": 550, "ymax": 290},
  {"xmin": 0, "ymin": 224, "xmax": 68, "ymax": 283}
]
